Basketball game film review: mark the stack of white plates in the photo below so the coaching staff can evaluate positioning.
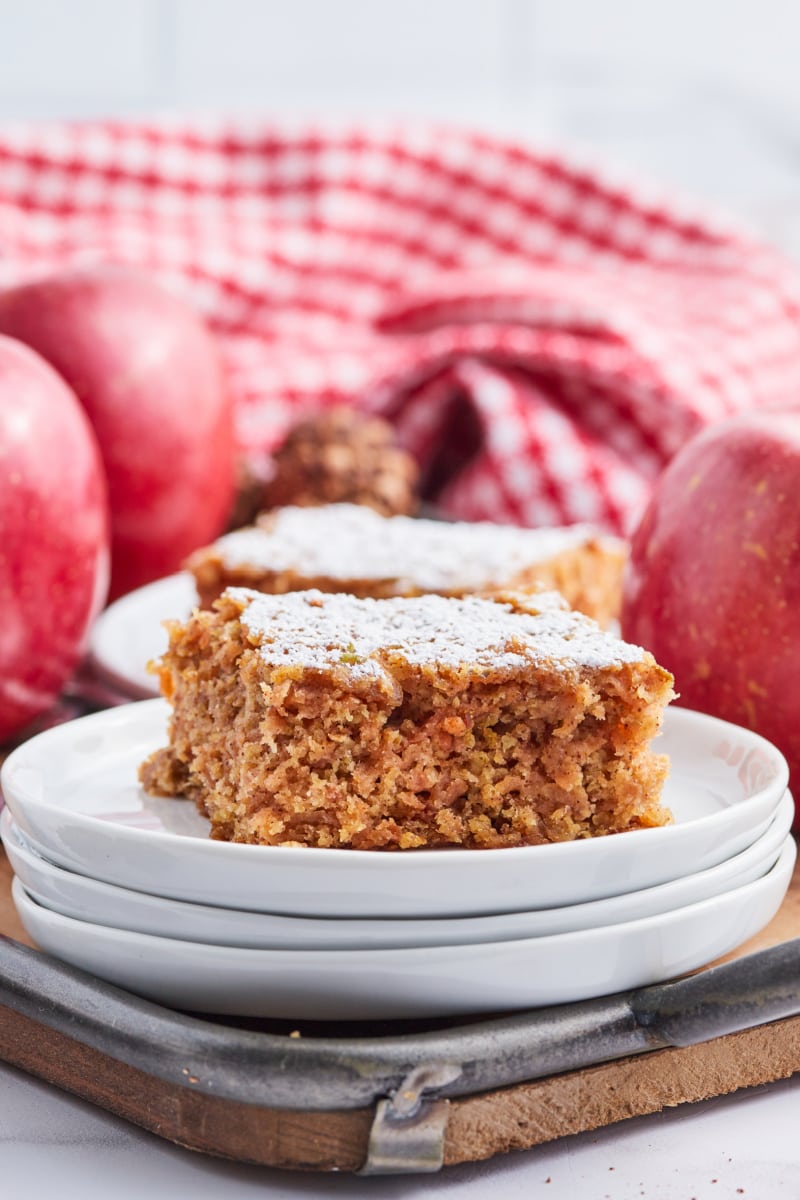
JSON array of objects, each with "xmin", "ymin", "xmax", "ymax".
[{"xmin": 1, "ymin": 698, "xmax": 794, "ymax": 1021}]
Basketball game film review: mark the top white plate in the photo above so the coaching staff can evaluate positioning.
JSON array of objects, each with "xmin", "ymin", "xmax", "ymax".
[
  {"xmin": 2, "ymin": 792, "xmax": 792, "ymax": 950},
  {"xmin": 0, "ymin": 699, "xmax": 788, "ymax": 919},
  {"xmin": 88, "ymin": 572, "xmax": 195, "ymax": 699}
]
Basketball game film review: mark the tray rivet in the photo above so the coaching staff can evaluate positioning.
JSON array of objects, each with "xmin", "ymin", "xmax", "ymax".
[{"xmin": 360, "ymin": 1061, "xmax": 462, "ymax": 1176}]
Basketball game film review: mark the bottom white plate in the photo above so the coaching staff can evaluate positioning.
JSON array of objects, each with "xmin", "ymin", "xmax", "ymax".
[
  {"xmin": 2, "ymin": 793, "xmax": 793, "ymax": 950},
  {"xmin": 12, "ymin": 837, "xmax": 796, "ymax": 1020}
]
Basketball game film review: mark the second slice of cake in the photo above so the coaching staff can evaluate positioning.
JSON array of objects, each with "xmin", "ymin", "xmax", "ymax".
[
  {"xmin": 187, "ymin": 502, "xmax": 627, "ymax": 626},
  {"xmin": 140, "ymin": 588, "xmax": 674, "ymax": 851}
]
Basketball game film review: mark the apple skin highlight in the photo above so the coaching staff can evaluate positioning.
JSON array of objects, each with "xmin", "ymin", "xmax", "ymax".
[
  {"xmin": 621, "ymin": 410, "xmax": 800, "ymax": 822},
  {"xmin": 0, "ymin": 335, "xmax": 110, "ymax": 741},
  {"xmin": 0, "ymin": 266, "xmax": 235, "ymax": 600}
]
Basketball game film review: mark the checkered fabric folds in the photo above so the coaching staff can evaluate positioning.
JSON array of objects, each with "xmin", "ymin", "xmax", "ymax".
[{"xmin": 2, "ymin": 120, "xmax": 800, "ymax": 535}]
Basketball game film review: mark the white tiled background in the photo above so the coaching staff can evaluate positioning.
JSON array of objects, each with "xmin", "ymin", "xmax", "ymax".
[{"xmin": 3, "ymin": 0, "xmax": 800, "ymax": 246}]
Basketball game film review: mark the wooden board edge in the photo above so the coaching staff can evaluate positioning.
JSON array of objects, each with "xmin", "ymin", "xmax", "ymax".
[
  {"xmin": 0, "ymin": 1003, "xmax": 373, "ymax": 1172},
  {"xmin": 444, "ymin": 1012, "xmax": 800, "ymax": 1165},
  {"xmin": 3, "ymin": 999, "xmax": 800, "ymax": 1172}
]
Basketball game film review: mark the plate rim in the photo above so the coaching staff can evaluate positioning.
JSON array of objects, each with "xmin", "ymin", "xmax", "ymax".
[
  {"xmin": 12, "ymin": 835, "xmax": 796, "ymax": 960},
  {"xmin": 0, "ymin": 697, "xmax": 789, "ymax": 869},
  {"xmin": 3, "ymin": 791, "xmax": 792, "ymax": 947},
  {"xmin": 87, "ymin": 572, "xmax": 195, "ymax": 700}
]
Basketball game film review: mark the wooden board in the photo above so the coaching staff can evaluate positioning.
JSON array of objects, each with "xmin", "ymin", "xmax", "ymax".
[{"xmin": 2, "ymin": 842, "xmax": 800, "ymax": 1172}]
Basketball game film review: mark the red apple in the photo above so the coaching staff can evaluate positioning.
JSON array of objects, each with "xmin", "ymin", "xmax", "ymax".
[
  {"xmin": 0, "ymin": 335, "xmax": 110, "ymax": 741},
  {"xmin": 621, "ymin": 410, "xmax": 800, "ymax": 810},
  {"xmin": 0, "ymin": 266, "xmax": 235, "ymax": 600}
]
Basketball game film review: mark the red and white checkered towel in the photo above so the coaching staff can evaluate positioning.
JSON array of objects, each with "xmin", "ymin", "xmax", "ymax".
[{"xmin": 2, "ymin": 120, "xmax": 800, "ymax": 535}]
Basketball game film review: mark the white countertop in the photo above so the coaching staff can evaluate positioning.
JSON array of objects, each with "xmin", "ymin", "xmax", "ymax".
[{"xmin": 2, "ymin": 1060, "xmax": 798, "ymax": 1199}]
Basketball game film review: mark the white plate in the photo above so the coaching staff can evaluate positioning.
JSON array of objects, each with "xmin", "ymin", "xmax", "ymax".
[
  {"xmin": 88, "ymin": 573, "xmax": 195, "ymax": 699},
  {"xmin": 0, "ymin": 699, "xmax": 789, "ymax": 918},
  {"xmin": 11, "ymin": 838, "xmax": 795, "ymax": 1019},
  {"xmin": 2, "ymin": 791, "xmax": 793, "ymax": 950}
]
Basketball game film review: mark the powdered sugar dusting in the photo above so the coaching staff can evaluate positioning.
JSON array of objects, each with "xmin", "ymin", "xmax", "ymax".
[
  {"xmin": 232, "ymin": 588, "xmax": 648, "ymax": 678},
  {"xmin": 214, "ymin": 504, "xmax": 621, "ymax": 591}
]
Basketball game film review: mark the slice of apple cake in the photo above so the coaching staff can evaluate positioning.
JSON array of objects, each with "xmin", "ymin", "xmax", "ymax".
[
  {"xmin": 187, "ymin": 502, "xmax": 627, "ymax": 626},
  {"xmin": 140, "ymin": 587, "xmax": 674, "ymax": 851}
]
